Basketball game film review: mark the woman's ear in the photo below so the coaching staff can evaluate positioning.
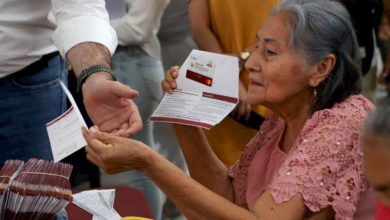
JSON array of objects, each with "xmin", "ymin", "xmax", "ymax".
[{"xmin": 309, "ymin": 53, "xmax": 336, "ymax": 87}]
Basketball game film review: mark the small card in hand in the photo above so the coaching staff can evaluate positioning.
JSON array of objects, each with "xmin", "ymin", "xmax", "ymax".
[{"xmin": 186, "ymin": 55, "xmax": 216, "ymax": 87}]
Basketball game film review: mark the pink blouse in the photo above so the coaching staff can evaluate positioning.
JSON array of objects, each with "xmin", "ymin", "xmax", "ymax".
[{"xmin": 228, "ymin": 95, "xmax": 374, "ymax": 220}]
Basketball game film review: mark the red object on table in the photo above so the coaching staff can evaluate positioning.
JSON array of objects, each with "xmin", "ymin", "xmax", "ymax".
[
  {"xmin": 66, "ymin": 186, "xmax": 154, "ymax": 219},
  {"xmin": 375, "ymin": 200, "xmax": 390, "ymax": 220}
]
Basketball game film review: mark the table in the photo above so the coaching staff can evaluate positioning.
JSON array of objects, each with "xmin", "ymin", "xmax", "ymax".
[{"xmin": 66, "ymin": 186, "xmax": 154, "ymax": 219}]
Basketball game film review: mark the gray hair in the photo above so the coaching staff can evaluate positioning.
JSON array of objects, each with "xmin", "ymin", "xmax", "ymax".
[
  {"xmin": 364, "ymin": 97, "xmax": 390, "ymax": 137},
  {"xmin": 272, "ymin": 0, "xmax": 362, "ymax": 112}
]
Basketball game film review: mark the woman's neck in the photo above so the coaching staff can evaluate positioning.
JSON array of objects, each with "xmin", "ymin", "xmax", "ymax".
[
  {"xmin": 276, "ymin": 100, "xmax": 312, "ymax": 153},
  {"xmin": 280, "ymin": 113, "xmax": 309, "ymax": 153}
]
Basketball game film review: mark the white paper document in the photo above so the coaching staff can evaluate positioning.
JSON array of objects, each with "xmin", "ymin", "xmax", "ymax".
[
  {"xmin": 46, "ymin": 80, "xmax": 87, "ymax": 162},
  {"xmin": 72, "ymin": 189, "xmax": 121, "ymax": 220},
  {"xmin": 149, "ymin": 49, "xmax": 239, "ymax": 128}
]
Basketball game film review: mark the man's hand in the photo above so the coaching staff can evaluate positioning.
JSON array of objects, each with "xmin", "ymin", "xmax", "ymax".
[
  {"xmin": 82, "ymin": 72, "xmax": 142, "ymax": 137},
  {"xmin": 67, "ymin": 42, "xmax": 142, "ymax": 137}
]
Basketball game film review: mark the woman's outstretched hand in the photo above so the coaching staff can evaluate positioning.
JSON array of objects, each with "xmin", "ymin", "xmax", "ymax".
[{"xmin": 82, "ymin": 126, "xmax": 151, "ymax": 174}]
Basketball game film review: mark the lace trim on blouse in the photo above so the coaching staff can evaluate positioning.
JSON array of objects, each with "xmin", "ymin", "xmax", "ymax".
[{"xmin": 228, "ymin": 95, "xmax": 373, "ymax": 220}]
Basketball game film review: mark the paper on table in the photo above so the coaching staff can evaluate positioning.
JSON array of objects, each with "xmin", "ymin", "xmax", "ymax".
[
  {"xmin": 46, "ymin": 80, "xmax": 87, "ymax": 162},
  {"xmin": 73, "ymin": 189, "xmax": 121, "ymax": 220},
  {"xmin": 92, "ymin": 189, "xmax": 121, "ymax": 220},
  {"xmin": 149, "ymin": 49, "xmax": 239, "ymax": 128}
]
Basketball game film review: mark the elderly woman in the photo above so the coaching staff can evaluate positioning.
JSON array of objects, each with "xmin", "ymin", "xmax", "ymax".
[
  {"xmin": 82, "ymin": 0, "xmax": 374, "ymax": 219},
  {"xmin": 363, "ymin": 97, "xmax": 390, "ymax": 219}
]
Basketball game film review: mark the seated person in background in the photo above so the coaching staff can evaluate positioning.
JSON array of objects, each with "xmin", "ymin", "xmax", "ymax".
[
  {"xmin": 82, "ymin": 0, "xmax": 375, "ymax": 219},
  {"xmin": 363, "ymin": 97, "xmax": 390, "ymax": 220}
]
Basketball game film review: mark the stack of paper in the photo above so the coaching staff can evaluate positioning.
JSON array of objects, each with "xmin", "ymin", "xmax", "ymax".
[
  {"xmin": 0, "ymin": 160, "xmax": 24, "ymax": 219},
  {"xmin": 0, "ymin": 159, "xmax": 72, "ymax": 220}
]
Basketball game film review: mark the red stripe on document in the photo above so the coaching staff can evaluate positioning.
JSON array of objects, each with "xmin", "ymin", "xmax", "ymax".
[
  {"xmin": 202, "ymin": 92, "xmax": 238, "ymax": 103},
  {"xmin": 149, "ymin": 117, "xmax": 212, "ymax": 129},
  {"xmin": 46, "ymin": 106, "xmax": 74, "ymax": 126}
]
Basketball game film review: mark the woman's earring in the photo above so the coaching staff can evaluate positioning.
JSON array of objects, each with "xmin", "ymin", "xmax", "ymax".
[{"xmin": 313, "ymin": 88, "xmax": 317, "ymax": 99}]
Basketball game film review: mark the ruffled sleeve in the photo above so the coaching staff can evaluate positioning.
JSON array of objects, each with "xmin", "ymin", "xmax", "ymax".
[
  {"xmin": 228, "ymin": 112, "xmax": 283, "ymax": 207},
  {"xmin": 269, "ymin": 95, "xmax": 374, "ymax": 220}
]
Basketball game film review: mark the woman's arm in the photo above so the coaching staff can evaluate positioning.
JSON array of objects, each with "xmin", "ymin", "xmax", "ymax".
[
  {"xmin": 188, "ymin": 0, "xmax": 223, "ymax": 53},
  {"xmin": 173, "ymin": 124, "xmax": 234, "ymax": 199},
  {"xmin": 82, "ymin": 128, "xmax": 312, "ymax": 220},
  {"xmin": 161, "ymin": 66, "xmax": 234, "ymax": 199},
  {"xmin": 150, "ymin": 155, "xmax": 315, "ymax": 220}
]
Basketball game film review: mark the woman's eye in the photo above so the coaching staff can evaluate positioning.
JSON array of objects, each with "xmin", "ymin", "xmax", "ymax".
[{"xmin": 265, "ymin": 50, "xmax": 277, "ymax": 56}]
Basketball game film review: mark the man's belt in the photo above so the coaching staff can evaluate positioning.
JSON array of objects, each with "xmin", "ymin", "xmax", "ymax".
[{"xmin": 0, "ymin": 51, "xmax": 60, "ymax": 84}]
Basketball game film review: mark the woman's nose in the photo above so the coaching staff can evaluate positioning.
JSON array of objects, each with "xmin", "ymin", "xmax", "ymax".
[{"xmin": 245, "ymin": 52, "xmax": 261, "ymax": 72}]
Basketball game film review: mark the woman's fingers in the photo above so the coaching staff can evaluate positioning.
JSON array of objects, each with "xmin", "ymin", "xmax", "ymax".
[{"xmin": 162, "ymin": 66, "xmax": 180, "ymax": 93}]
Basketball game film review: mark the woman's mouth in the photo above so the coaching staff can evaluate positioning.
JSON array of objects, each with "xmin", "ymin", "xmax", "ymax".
[{"xmin": 249, "ymin": 79, "xmax": 264, "ymax": 87}]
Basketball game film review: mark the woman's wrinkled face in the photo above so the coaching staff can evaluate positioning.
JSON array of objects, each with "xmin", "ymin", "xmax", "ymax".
[
  {"xmin": 245, "ymin": 12, "xmax": 312, "ymax": 108},
  {"xmin": 363, "ymin": 134, "xmax": 390, "ymax": 206}
]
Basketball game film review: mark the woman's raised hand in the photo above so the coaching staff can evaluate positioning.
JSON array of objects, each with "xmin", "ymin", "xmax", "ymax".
[{"xmin": 162, "ymin": 66, "xmax": 180, "ymax": 94}]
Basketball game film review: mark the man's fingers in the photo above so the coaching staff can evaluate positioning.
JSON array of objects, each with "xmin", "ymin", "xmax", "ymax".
[
  {"xmin": 112, "ymin": 109, "xmax": 142, "ymax": 137},
  {"xmin": 127, "ymin": 102, "xmax": 143, "ymax": 136},
  {"xmin": 95, "ymin": 102, "xmax": 143, "ymax": 137},
  {"xmin": 115, "ymin": 124, "xmax": 141, "ymax": 137},
  {"xmin": 86, "ymin": 126, "xmax": 121, "ymax": 144},
  {"xmin": 111, "ymin": 117, "xmax": 142, "ymax": 137}
]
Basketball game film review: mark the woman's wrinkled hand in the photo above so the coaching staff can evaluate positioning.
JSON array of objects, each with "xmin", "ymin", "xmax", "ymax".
[
  {"xmin": 162, "ymin": 66, "xmax": 180, "ymax": 94},
  {"xmin": 82, "ymin": 126, "xmax": 152, "ymax": 174}
]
